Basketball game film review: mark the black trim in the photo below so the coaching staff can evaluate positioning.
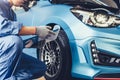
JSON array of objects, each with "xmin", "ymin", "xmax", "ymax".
[{"xmin": 96, "ymin": 73, "xmax": 120, "ymax": 78}]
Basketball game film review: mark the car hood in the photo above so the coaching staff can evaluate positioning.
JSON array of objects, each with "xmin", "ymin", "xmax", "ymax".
[
  {"xmin": 78, "ymin": 0, "xmax": 119, "ymax": 8},
  {"xmin": 51, "ymin": 0, "xmax": 119, "ymax": 13},
  {"xmin": 52, "ymin": 0, "xmax": 118, "ymax": 8}
]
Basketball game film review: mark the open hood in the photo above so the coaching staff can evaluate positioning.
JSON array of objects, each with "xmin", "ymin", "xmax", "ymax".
[
  {"xmin": 51, "ymin": 0, "xmax": 119, "ymax": 8},
  {"xmin": 50, "ymin": 0, "xmax": 120, "ymax": 13}
]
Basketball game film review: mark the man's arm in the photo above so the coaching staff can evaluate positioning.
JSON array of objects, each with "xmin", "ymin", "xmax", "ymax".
[
  {"xmin": 19, "ymin": 26, "xmax": 56, "ymax": 40},
  {"xmin": 19, "ymin": 26, "xmax": 36, "ymax": 35}
]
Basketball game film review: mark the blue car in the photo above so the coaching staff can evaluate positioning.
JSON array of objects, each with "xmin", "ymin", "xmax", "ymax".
[{"xmin": 15, "ymin": 0, "xmax": 120, "ymax": 80}]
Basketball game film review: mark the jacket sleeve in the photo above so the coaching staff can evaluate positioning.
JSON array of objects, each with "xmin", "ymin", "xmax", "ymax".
[
  {"xmin": 0, "ymin": 4, "xmax": 23, "ymax": 37},
  {"xmin": 0, "ymin": 15, "xmax": 23, "ymax": 36}
]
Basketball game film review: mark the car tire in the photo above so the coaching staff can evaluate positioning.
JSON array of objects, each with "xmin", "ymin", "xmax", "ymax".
[{"xmin": 37, "ymin": 30, "xmax": 72, "ymax": 80}]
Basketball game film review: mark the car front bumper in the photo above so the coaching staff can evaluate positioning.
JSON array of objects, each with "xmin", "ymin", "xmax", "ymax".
[{"xmin": 71, "ymin": 37, "xmax": 120, "ymax": 79}]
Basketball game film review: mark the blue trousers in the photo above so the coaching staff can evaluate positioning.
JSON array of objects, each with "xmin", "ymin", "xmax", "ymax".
[{"xmin": 0, "ymin": 35, "xmax": 47, "ymax": 80}]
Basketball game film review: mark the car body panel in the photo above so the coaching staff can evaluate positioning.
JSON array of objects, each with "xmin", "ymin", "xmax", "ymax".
[{"xmin": 15, "ymin": 0, "xmax": 120, "ymax": 79}]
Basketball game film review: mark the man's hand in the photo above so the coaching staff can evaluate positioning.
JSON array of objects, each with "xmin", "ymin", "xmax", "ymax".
[{"xmin": 36, "ymin": 26, "xmax": 55, "ymax": 40}]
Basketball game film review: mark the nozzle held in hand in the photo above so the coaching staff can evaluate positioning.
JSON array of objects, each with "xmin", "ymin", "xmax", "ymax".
[{"xmin": 46, "ymin": 25, "xmax": 60, "ymax": 42}]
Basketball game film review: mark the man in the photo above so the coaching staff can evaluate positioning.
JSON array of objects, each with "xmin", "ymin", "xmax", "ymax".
[{"xmin": 0, "ymin": 0, "xmax": 56, "ymax": 80}]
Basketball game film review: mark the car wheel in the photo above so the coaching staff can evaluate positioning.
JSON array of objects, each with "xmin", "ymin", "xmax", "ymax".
[{"xmin": 37, "ymin": 30, "xmax": 72, "ymax": 80}]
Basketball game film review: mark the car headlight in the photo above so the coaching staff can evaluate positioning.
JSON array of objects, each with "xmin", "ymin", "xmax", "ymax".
[
  {"xmin": 71, "ymin": 7, "xmax": 120, "ymax": 27},
  {"xmin": 90, "ymin": 40, "xmax": 120, "ymax": 67}
]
